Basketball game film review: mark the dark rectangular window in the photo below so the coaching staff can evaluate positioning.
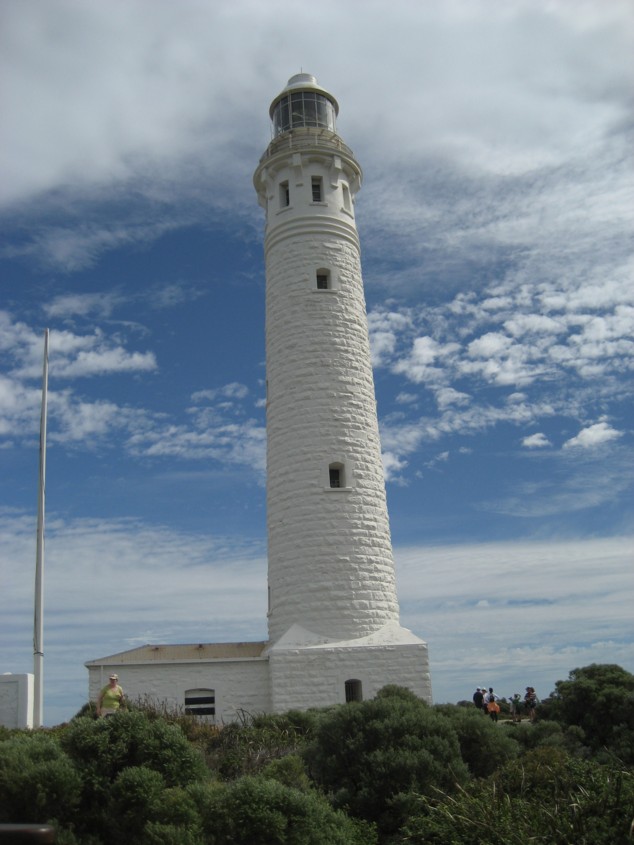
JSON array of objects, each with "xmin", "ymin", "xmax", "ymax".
[
  {"xmin": 280, "ymin": 181, "xmax": 290, "ymax": 208},
  {"xmin": 311, "ymin": 176, "xmax": 322, "ymax": 202},
  {"xmin": 316, "ymin": 273, "xmax": 329, "ymax": 290},
  {"xmin": 329, "ymin": 467, "xmax": 341, "ymax": 488},
  {"xmin": 342, "ymin": 183, "xmax": 352, "ymax": 212},
  {"xmin": 345, "ymin": 679, "xmax": 363, "ymax": 702},
  {"xmin": 185, "ymin": 689, "xmax": 215, "ymax": 718}
]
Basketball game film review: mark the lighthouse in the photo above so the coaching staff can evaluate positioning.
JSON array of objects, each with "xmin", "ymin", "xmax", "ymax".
[
  {"xmin": 86, "ymin": 75, "xmax": 431, "ymax": 720},
  {"xmin": 254, "ymin": 74, "xmax": 431, "ymax": 711}
]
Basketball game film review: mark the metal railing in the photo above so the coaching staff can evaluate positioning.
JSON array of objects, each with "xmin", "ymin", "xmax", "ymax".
[{"xmin": 258, "ymin": 128, "xmax": 356, "ymax": 163}]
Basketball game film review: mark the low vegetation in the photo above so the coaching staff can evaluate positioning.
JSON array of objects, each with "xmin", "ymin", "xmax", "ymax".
[{"xmin": 0, "ymin": 663, "xmax": 632, "ymax": 844}]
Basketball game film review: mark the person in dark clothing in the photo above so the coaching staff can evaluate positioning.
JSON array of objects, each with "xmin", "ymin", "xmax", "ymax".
[{"xmin": 473, "ymin": 687, "xmax": 484, "ymax": 709}]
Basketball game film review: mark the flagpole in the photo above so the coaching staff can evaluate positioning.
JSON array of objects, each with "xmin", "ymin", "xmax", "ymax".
[{"xmin": 34, "ymin": 329, "xmax": 49, "ymax": 728}]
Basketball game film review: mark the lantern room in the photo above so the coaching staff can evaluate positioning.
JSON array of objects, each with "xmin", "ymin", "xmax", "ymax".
[{"xmin": 269, "ymin": 73, "xmax": 338, "ymax": 137}]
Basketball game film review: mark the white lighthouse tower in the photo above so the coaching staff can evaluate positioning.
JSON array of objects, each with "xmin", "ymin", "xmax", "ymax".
[
  {"xmin": 86, "ymin": 75, "xmax": 431, "ymax": 721},
  {"xmin": 255, "ymin": 74, "xmax": 431, "ymax": 711}
]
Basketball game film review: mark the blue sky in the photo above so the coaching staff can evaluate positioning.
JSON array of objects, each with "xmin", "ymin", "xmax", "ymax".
[{"xmin": 1, "ymin": 0, "xmax": 632, "ymax": 725}]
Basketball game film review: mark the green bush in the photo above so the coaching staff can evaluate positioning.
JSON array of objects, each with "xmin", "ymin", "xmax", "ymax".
[
  {"xmin": 124, "ymin": 783, "xmax": 205, "ymax": 845},
  {"xmin": 61, "ymin": 710, "xmax": 208, "ymax": 787},
  {"xmin": 402, "ymin": 747, "xmax": 634, "ymax": 844},
  {"xmin": 546, "ymin": 664, "xmax": 634, "ymax": 763},
  {"xmin": 57, "ymin": 711, "xmax": 208, "ymax": 841},
  {"xmin": 143, "ymin": 822, "xmax": 205, "ymax": 845},
  {"xmin": 189, "ymin": 775, "xmax": 376, "ymax": 845},
  {"xmin": 205, "ymin": 711, "xmax": 313, "ymax": 780},
  {"xmin": 261, "ymin": 754, "xmax": 312, "ymax": 790},
  {"xmin": 305, "ymin": 687, "xmax": 468, "ymax": 838},
  {"xmin": 108, "ymin": 766, "xmax": 165, "ymax": 839},
  {"xmin": 437, "ymin": 704, "xmax": 519, "ymax": 777},
  {"xmin": 0, "ymin": 732, "xmax": 81, "ymax": 826}
]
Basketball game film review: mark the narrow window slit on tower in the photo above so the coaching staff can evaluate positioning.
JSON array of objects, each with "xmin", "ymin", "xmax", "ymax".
[
  {"xmin": 316, "ymin": 269, "xmax": 330, "ymax": 290},
  {"xmin": 311, "ymin": 176, "xmax": 323, "ymax": 202},
  {"xmin": 342, "ymin": 183, "xmax": 352, "ymax": 212},
  {"xmin": 280, "ymin": 181, "xmax": 290, "ymax": 208},
  {"xmin": 329, "ymin": 462, "xmax": 345, "ymax": 488}
]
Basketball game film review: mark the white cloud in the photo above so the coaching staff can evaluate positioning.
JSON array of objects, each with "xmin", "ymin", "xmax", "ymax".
[
  {"xmin": 54, "ymin": 347, "xmax": 157, "ymax": 378},
  {"xmin": 44, "ymin": 292, "xmax": 125, "ymax": 319},
  {"xmin": 522, "ymin": 432, "xmax": 551, "ymax": 449},
  {"xmin": 563, "ymin": 421, "xmax": 623, "ymax": 450},
  {"xmin": 393, "ymin": 337, "xmax": 460, "ymax": 385},
  {"xmin": 504, "ymin": 313, "xmax": 565, "ymax": 338},
  {"xmin": 126, "ymin": 419, "xmax": 266, "ymax": 472},
  {"xmin": 11, "ymin": 222, "xmax": 184, "ymax": 273},
  {"xmin": 191, "ymin": 383, "xmax": 249, "ymax": 403},
  {"xmin": 395, "ymin": 392, "xmax": 418, "ymax": 405},
  {"xmin": 0, "ymin": 308, "xmax": 266, "ymax": 465},
  {"xmin": 382, "ymin": 451, "xmax": 408, "ymax": 482},
  {"xmin": 477, "ymin": 446, "xmax": 634, "ymax": 517},
  {"xmin": 369, "ymin": 331, "xmax": 397, "ymax": 367},
  {"xmin": 368, "ymin": 309, "xmax": 412, "ymax": 367},
  {"xmin": 435, "ymin": 387, "xmax": 470, "ymax": 410},
  {"xmin": 467, "ymin": 332, "xmax": 512, "ymax": 359}
]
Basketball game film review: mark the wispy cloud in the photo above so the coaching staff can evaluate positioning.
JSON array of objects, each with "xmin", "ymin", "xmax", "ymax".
[
  {"xmin": 2, "ymin": 510, "xmax": 630, "ymax": 723},
  {"xmin": 0, "ymin": 309, "xmax": 266, "ymax": 468},
  {"xmin": 396, "ymin": 535, "xmax": 634, "ymax": 701},
  {"xmin": 0, "ymin": 510, "xmax": 268, "ymax": 723}
]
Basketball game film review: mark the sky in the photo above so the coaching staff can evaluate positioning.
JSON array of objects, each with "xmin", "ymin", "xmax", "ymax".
[{"xmin": 1, "ymin": 0, "xmax": 632, "ymax": 726}]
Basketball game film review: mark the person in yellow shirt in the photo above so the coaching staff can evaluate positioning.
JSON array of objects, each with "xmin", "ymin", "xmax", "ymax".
[{"xmin": 97, "ymin": 673, "xmax": 124, "ymax": 717}]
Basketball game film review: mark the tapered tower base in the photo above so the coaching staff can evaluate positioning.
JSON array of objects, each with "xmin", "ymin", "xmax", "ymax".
[{"xmin": 267, "ymin": 621, "xmax": 431, "ymax": 712}]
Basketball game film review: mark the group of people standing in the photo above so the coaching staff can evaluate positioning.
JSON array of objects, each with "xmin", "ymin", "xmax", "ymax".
[
  {"xmin": 473, "ymin": 685, "xmax": 538, "ymax": 722},
  {"xmin": 472, "ymin": 686, "xmax": 501, "ymax": 721}
]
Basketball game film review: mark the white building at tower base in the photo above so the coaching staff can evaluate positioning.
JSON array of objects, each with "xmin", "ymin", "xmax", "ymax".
[{"xmin": 87, "ymin": 622, "xmax": 430, "ymax": 723}]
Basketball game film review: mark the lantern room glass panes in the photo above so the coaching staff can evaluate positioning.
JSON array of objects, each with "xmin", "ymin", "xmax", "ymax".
[{"xmin": 273, "ymin": 92, "xmax": 336, "ymax": 136}]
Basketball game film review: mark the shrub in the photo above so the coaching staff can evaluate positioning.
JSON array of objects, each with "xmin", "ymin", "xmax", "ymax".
[
  {"xmin": 61, "ymin": 710, "xmax": 208, "ymax": 787},
  {"xmin": 438, "ymin": 704, "xmax": 519, "ymax": 777},
  {"xmin": 546, "ymin": 664, "xmax": 634, "ymax": 762},
  {"xmin": 143, "ymin": 822, "xmax": 205, "ymax": 845},
  {"xmin": 108, "ymin": 766, "xmax": 165, "ymax": 839},
  {"xmin": 97, "ymin": 774, "xmax": 206, "ymax": 845},
  {"xmin": 261, "ymin": 754, "xmax": 312, "ymax": 790},
  {"xmin": 402, "ymin": 747, "xmax": 634, "ymax": 845},
  {"xmin": 205, "ymin": 711, "xmax": 313, "ymax": 780},
  {"xmin": 189, "ymin": 775, "xmax": 376, "ymax": 845},
  {"xmin": 305, "ymin": 687, "xmax": 468, "ymax": 838},
  {"xmin": 58, "ymin": 711, "xmax": 208, "ymax": 841},
  {"xmin": 0, "ymin": 732, "xmax": 81, "ymax": 826}
]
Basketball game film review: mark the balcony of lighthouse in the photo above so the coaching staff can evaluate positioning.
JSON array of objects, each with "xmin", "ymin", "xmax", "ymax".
[{"xmin": 258, "ymin": 127, "xmax": 357, "ymax": 166}]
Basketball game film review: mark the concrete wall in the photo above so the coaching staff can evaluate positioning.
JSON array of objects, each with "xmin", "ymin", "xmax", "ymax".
[
  {"xmin": 0, "ymin": 673, "xmax": 34, "ymax": 729},
  {"xmin": 268, "ymin": 640, "xmax": 432, "ymax": 713},
  {"xmin": 87, "ymin": 660, "xmax": 271, "ymax": 723}
]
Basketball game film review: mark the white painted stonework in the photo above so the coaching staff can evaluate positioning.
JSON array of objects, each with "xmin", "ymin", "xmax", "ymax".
[
  {"xmin": 254, "ymin": 78, "xmax": 400, "ymax": 645},
  {"xmin": 0, "ymin": 673, "xmax": 34, "ymax": 729},
  {"xmin": 87, "ymin": 644, "xmax": 269, "ymax": 723},
  {"xmin": 86, "ymin": 75, "xmax": 431, "ymax": 721}
]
